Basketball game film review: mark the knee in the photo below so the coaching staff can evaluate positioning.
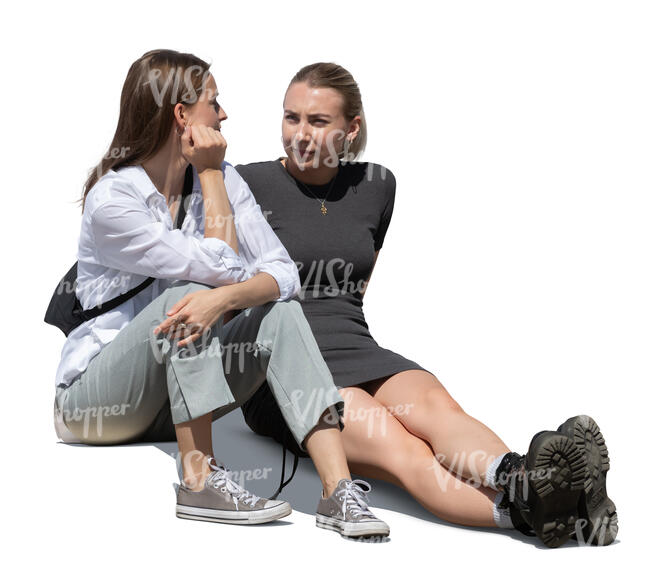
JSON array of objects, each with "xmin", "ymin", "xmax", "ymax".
[
  {"xmin": 271, "ymin": 298, "xmax": 303, "ymax": 314},
  {"xmin": 418, "ymin": 382, "xmax": 465, "ymax": 418},
  {"xmin": 266, "ymin": 299, "xmax": 306, "ymax": 327},
  {"xmin": 383, "ymin": 433, "xmax": 437, "ymax": 478}
]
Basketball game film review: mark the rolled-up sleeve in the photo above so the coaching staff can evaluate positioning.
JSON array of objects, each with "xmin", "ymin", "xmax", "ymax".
[
  {"xmin": 225, "ymin": 165, "xmax": 301, "ymax": 301},
  {"xmin": 90, "ymin": 186, "xmax": 249, "ymax": 287}
]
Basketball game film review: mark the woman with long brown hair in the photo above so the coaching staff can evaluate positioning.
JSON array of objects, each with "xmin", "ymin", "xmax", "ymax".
[
  {"xmin": 53, "ymin": 50, "xmax": 389, "ymax": 538},
  {"xmin": 237, "ymin": 62, "xmax": 618, "ymax": 548}
]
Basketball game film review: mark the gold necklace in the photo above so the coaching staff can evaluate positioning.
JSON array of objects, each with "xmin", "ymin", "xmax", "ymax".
[
  {"xmin": 298, "ymin": 177, "xmax": 338, "ymax": 215},
  {"xmin": 282, "ymin": 158, "xmax": 339, "ymax": 215}
]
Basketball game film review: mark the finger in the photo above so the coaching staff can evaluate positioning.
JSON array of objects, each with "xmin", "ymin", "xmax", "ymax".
[
  {"xmin": 172, "ymin": 323, "xmax": 202, "ymax": 341},
  {"xmin": 178, "ymin": 332, "xmax": 201, "ymax": 348},
  {"xmin": 190, "ymin": 124, "xmax": 204, "ymax": 146},
  {"xmin": 167, "ymin": 296, "xmax": 191, "ymax": 317},
  {"xmin": 153, "ymin": 315, "xmax": 178, "ymax": 335},
  {"xmin": 170, "ymin": 318, "xmax": 203, "ymax": 336},
  {"xmin": 208, "ymin": 126, "xmax": 226, "ymax": 145},
  {"xmin": 153, "ymin": 321, "xmax": 164, "ymax": 335},
  {"xmin": 180, "ymin": 124, "xmax": 194, "ymax": 153},
  {"xmin": 196, "ymin": 125, "xmax": 210, "ymax": 148}
]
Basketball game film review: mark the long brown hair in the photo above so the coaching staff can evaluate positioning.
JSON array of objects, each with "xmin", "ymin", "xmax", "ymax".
[
  {"xmin": 80, "ymin": 49, "xmax": 211, "ymax": 209},
  {"xmin": 288, "ymin": 62, "xmax": 367, "ymax": 161}
]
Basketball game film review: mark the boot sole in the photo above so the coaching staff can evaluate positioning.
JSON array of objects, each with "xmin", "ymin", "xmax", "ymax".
[
  {"xmin": 557, "ymin": 415, "xmax": 618, "ymax": 545},
  {"xmin": 524, "ymin": 431, "xmax": 587, "ymax": 548}
]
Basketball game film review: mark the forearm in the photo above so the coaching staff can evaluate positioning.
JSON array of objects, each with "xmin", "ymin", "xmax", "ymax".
[
  {"xmin": 198, "ymin": 168, "xmax": 239, "ymax": 254},
  {"xmin": 221, "ymin": 272, "xmax": 282, "ymax": 311}
]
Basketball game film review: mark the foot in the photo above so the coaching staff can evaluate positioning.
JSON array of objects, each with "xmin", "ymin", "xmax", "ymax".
[
  {"xmin": 495, "ymin": 431, "xmax": 587, "ymax": 548},
  {"xmin": 176, "ymin": 457, "xmax": 292, "ymax": 524},
  {"xmin": 316, "ymin": 478, "xmax": 390, "ymax": 538},
  {"xmin": 557, "ymin": 415, "xmax": 618, "ymax": 545}
]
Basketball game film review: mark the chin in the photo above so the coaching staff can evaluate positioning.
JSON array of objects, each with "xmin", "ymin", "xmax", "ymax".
[{"xmin": 290, "ymin": 153, "xmax": 338, "ymax": 171}]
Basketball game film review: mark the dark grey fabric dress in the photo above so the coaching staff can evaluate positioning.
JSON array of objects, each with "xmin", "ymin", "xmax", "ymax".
[{"xmin": 237, "ymin": 158, "xmax": 430, "ymax": 455}]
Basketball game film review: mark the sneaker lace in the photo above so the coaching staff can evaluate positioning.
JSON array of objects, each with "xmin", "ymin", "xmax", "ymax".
[
  {"xmin": 336, "ymin": 479, "xmax": 376, "ymax": 519},
  {"xmin": 205, "ymin": 457, "xmax": 261, "ymax": 509}
]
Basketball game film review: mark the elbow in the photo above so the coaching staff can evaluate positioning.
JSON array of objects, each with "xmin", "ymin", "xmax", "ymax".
[
  {"xmin": 256, "ymin": 261, "xmax": 301, "ymax": 302},
  {"xmin": 288, "ymin": 264, "xmax": 301, "ymax": 299}
]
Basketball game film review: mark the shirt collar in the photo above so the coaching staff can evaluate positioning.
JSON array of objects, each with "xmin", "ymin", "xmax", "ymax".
[
  {"xmin": 115, "ymin": 164, "xmax": 201, "ymax": 200},
  {"xmin": 115, "ymin": 165, "xmax": 160, "ymax": 200}
]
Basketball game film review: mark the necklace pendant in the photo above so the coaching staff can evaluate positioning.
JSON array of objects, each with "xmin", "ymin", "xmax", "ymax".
[{"xmin": 321, "ymin": 202, "xmax": 328, "ymax": 215}]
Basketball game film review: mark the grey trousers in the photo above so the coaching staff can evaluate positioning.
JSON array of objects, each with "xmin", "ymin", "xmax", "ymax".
[{"xmin": 54, "ymin": 281, "xmax": 344, "ymax": 450}]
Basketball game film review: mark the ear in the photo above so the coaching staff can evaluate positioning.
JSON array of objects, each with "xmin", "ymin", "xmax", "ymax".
[
  {"xmin": 173, "ymin": 103, "xmax": 188, "ymax": 133},
  {"xmin": 347, "ymin": 115, "xmax": 362, "ymax": 142}
]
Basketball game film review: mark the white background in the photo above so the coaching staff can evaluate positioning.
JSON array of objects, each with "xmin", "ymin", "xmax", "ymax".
[{"xmin": 2, "ymin": 0, "xmax": 647, "ymax": 581}]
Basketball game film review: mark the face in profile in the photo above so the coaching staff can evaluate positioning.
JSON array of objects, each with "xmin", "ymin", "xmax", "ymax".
[
  {"xmin": 178, "ymin": 74, "xmax": 228, "ymax": 132},
  {"xmin": 282, "ymin": 82, "xmax": 357, "ymax": 170}
]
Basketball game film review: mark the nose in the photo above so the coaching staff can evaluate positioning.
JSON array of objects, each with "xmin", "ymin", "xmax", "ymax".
[
  {"xmin": 218, "ymin": 107, "xmax": 228, "ymax": 122},
  {"xmin": 294, "ymin": 121, "xmax": 311, "ymax": 144}
]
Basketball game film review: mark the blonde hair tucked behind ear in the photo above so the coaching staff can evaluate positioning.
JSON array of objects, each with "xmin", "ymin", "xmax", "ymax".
[{"xmin": 289, "ymin": 62, "xmax": 367, "ymax": 162}]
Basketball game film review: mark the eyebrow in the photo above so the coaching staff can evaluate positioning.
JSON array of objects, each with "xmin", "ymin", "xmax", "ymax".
[{"xmin": 284, "ymin": 109, "xmax": 332, "ymax": 118}]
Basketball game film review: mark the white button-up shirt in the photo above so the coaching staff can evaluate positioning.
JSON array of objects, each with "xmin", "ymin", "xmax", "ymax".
[{"xmin": 55, "ymin": 162, "xmax": 300, "ymax": 388}]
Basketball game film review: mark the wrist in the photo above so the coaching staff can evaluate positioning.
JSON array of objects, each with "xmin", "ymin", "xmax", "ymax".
[
  {"xmin": 197, "ymin": 167, "xmax": 224, "ymax": 182},
  {"xmin": 215, "ymin": 285, "xmax": 239, "ymax": 312}
]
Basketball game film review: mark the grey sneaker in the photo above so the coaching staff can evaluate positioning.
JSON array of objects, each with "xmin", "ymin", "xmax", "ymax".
[
  {"xmin": 316, "ymin": 478, "xmax": 390, "ymax": 538},
  {"xmin": 176, "ymin": 457, "xmax": 291, "ymax": 525}
]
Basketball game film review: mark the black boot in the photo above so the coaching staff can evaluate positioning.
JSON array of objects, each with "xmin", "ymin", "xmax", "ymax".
[
  {"xmin": 557, "ymin": 415, "xmax": 618, "ymax": 546},
  {"xmin": 494, "ymin": 431, "xmax": 587, "ymax": 548},
  {"xmin": 495, "ymin": 487, "xmax": 535, "ymax": 537}
]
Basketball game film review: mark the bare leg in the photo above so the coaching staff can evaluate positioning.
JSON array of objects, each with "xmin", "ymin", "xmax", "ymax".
[
  {"xmin": 369, "ymin": 370, "xmax": 511, "ymax": 486},
  {"xmin": 304, "ymin": 411, "xmax": 352, "ymax": 498},
  {"xmin": 338, "ymin": 386, "xmax": 499, "ymax": 527},
  {"xmin": 174, "ymin": 411, "xmax": 215, "ymax": 491},
  {"xmin": 174, "ymin": 407, "xmax": 353, "ymax": 498}
]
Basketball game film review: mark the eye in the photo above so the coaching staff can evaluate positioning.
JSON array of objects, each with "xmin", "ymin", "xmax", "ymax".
[
  {"xmin": 212, "ymin": 100, "xmax": 221, "ymax": 112},
  {"xmin": 285, "ymin": 114, "xmax": 298, "ymax": 122}
]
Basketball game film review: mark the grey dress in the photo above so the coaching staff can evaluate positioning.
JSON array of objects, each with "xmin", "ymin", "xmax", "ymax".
[{"xmin": 237, "ymin": 158, "xmax": 429, "ymax": 455}]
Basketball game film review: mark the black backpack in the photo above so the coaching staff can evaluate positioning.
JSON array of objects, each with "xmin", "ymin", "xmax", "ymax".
[{"xmin": 44, "ymin": 165, "xmax": 194, "ymax": 336}]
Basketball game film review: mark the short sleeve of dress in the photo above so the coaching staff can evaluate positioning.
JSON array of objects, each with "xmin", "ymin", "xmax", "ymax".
[{"xmin": 374, "ymin": 167, "xmax": 396, "ymax": 251}]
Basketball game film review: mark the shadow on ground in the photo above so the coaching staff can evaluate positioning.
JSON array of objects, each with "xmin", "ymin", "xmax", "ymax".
[{"xmin": 62, "ymin": 408, "xmax": 584, "ymax": 547}]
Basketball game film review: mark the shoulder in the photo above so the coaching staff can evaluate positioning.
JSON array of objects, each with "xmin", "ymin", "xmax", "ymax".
[
  {"xmin": 344, "ymin": 161, "xmax": 395, "ymax": 201},
  {"xmin": 84, "ymin": 169, "xmax": 142, "ymax": 216},
  {"xmin": 234, "ymin": 160, "xmax": 278, "ymax": 184}
]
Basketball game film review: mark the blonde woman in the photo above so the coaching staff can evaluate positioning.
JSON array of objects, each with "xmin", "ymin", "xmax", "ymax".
[{"xmin": 237, "ymin": 62, "xmax": 618, "ymax": 548}]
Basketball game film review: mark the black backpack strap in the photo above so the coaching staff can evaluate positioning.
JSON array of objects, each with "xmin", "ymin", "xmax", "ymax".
[
  {"xmin": 269, "ymin": 445, "xmax": 300, "ymax": 500},
  {"xmin": 81, "ymin": 164, "xmax": 195, "ymax": 322},
  {"xmin": 79, "ymin": 276, "xmax": 156, "ymax": 321},
  {"xmin": 174, "ymin": 164, "xmax": 194, "ymax": 229}
]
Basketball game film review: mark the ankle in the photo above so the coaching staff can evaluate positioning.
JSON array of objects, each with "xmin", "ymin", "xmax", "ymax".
[
  {"xmin": 180, "ymin": 450, "xmax": 214, "ymax": 491},
  {"xmin": 183, "ymin": 472, "xmax": 209, "ymax": 492},
  {"xmin": 322, "ymin": 475, "xmax": 351, "ymax": 499}
]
